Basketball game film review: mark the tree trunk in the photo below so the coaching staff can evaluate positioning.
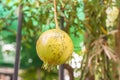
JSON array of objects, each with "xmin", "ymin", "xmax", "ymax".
[{"xmin": 114, "ymin": 8, "xmax": 120, "ymax": 80}]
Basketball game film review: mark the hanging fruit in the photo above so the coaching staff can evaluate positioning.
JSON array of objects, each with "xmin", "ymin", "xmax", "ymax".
[{"xmin": 36, "ymin": 29, "xmax": 74, "ymax": 65}]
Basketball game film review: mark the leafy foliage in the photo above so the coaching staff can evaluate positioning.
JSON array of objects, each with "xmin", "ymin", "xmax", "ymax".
[
  {"xmin": 0, "ymin": 0, "xmax": 85, "ymax": 80},
  {"xmin": 1, "ymin": 0, "xmax": 119, "ymax": 80},
  {"xmin": 0, "ymin": 0, "xmax": 85, "ymax": 68},
  {"xmin": 79, "ymin": 0, "xmax": 120, "ymax": 80}
]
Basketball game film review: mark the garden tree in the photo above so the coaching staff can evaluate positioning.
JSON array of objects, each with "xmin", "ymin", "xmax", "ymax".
[
  {"xmin": 0, "ymin": 0, "xmax": 84, "ymax": 80},
  {"xmin": 115, "ymin": 9, "xmax": 120, "ymax": 80},
  {"xmin": 80, "ymin": 0, "xmax": 120, "ymax": 80},
  {"xmin": 1, "ymin": 0, "xmax": 120, "ymax": 80}
]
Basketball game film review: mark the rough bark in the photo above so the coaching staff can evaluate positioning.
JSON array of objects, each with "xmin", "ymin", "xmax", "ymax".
[
  {"xmin": 114, "ymin": 9, "xmax": 120, "ymax": 80},
  {"xmin": 115, "ymin": 9, "xmax": 120, "ymax": 60}
]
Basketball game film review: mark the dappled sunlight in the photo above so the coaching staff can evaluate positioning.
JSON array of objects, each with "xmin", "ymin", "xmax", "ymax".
[{"xmin": 1, "ymin": 43, "xmax": 16, "ymax": 64}]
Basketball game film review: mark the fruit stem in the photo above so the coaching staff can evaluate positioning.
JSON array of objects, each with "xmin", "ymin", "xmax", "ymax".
[{"xmin": 53, "ymin": 0, "xmax": 59, "ymax": 29}]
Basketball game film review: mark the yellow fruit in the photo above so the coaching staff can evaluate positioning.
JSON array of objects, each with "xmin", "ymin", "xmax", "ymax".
[{"xmin": 36, "ymin": 29, "xmax": 74, "ymax": 65}]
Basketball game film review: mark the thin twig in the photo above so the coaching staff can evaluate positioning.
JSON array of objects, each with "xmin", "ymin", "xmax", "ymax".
[{"xmin": 53, "ymin": 0, "xmax": 59, "ymax": 29}]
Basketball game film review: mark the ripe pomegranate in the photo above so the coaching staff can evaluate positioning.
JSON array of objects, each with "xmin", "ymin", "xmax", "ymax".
[{"xmin": 36, "ymin": 29, "xmax": 73, "ymax": 65}]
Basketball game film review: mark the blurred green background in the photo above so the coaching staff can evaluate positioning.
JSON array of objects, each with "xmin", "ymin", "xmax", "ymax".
[{"xmin": 1, "ymin": 0, "xmax": 120, "ymax": 80}]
